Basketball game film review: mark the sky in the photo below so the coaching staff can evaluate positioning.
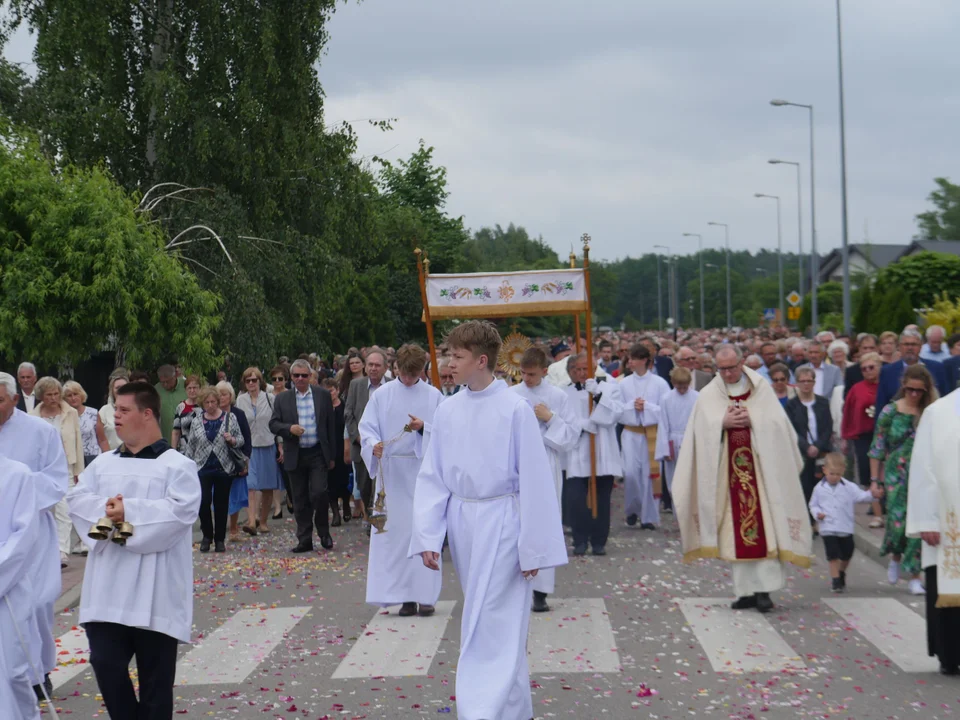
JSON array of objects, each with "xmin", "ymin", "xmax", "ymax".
[{"xmin": 6, "ymin": 0, "xmax": 959, "ymax": 263}]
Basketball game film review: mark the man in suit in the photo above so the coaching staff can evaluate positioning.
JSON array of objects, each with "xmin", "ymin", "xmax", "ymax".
[
  {"xmin": 344, "ymin": 350, "xmax": 388, "ymax": 515},
  {"xmin": 674, "ymin": 347, "xmax": 712, "ymax": 391},
  {"xmin": 944, "ymin": 352, "xmax": 960, "ymax": 393},
  {"xmin": 269, "ymin": 358, "xmax": 338, "ymax": 553},
  {"xmin": 798, "ymin": 341, "xmax": 842, "ymax": 400},
  {"xmin": 875, "ymin": 329, "xmax": 949, "ymax": 417},
  {"xmin": 14, "ymin": 361, "xmax": 37, "ymax": 413}
]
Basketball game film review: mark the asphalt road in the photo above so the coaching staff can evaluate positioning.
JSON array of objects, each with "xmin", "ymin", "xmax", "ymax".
[{"xmin": 46, "ymin": 487, "xmax": 959, "ymax": 719}]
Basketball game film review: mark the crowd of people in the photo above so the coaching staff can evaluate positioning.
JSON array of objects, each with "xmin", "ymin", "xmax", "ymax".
[{"xmin": 3, "ymin": 318, "xmax": 960, "ymax": 718}]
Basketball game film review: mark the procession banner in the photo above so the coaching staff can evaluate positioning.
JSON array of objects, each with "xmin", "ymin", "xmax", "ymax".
[{"xmin": 425, "ymin": 269, "xmax": 588, "ymax": 319}]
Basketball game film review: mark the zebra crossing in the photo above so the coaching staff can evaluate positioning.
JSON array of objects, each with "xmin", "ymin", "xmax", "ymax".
[{"xmin": 49, "ymin": 593, "xmax": 937, "ymax": 690}]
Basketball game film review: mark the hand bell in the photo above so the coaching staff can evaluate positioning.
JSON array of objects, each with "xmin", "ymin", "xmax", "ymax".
[
  {"xmin": 111, "ymin": 521, "xmax": 134, "ymax": 545},
  {"xmin": 88, "ymin": 517, "xmax": 114, "ymax": 541}
]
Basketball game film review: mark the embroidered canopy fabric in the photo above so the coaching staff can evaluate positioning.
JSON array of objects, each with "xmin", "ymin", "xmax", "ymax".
[{"xmin": 425, "ymin": 269, "xmax": 588, "ymax": 319}]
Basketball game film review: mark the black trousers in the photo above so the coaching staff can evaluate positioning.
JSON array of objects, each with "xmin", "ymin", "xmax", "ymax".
[
  {"xmin": 86, "ymin": 621, "xmax": 179, "ymax": 720},
  {"xmin": 289, "ymin": 446, "xmax": 330, "ymax": 544},
  {"xmin": 926, "ymin": 566, "xmax": 960, "ymax": 669},
  {"xmin": 853, "ymin": 434, "xmax": 872, "ymax": 487},
  {"xmin": 328, "ymin": 463, "xmax": 351, "ymax": 513},
  {"xmin": 354, "ymin": 453, "xmax": 374, "ymax": 511},
  {"xmin": 569, "ymin": 475, "xmax": 614, "ymax": 550},
  {"xmin": 199, "ymin": 470, "xmax": 232, "ymax": 542}
]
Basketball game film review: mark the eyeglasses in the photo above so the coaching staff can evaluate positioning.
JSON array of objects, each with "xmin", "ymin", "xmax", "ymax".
[
  {"xmin": 771, "ymin": 376, "xmax": 787, "ymax": 383},
  {"xmin": 244, "ymin": 377, "xmax": 258, "ymax": 384},
  {"xmin": 271, "ymin": 376, "xmax": 285, "ymax": 382},
  {"xmin": 291, "ymin": 373, "xmax": 309, "ymax": 379},
  {"xmin": 904, "ymin": 386, "xmax": 926, "ymax": 395},
  {"xmin": 716, "ymin": 365, "xmax": 740, "ymax": 373},
  {"xmin": 860, "ymin": 365, "xmax": 877, "ymax": 371},
  {"xmin": 797, "ymin": 378, "xmax": 815, "ymax": 384}
]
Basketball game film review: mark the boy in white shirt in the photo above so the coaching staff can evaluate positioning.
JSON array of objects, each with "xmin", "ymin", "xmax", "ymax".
[{"xmin": 808, "ymin": 452, "xmax": 879, "ymax": 593}]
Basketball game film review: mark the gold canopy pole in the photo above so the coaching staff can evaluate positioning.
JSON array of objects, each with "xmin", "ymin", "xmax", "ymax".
[
  {"xmin": 416, "ymin": 248, "xmax": 441, "ymax": 388},
  {"xmin": 571, "ymin": 247, "xmax": 581, "ymax": 352},
  {"xmin": 582, "ymin": 233, "xmax": 598, "ymax": 519}
]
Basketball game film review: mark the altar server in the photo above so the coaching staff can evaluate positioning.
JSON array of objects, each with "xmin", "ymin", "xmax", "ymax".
[
  {"xmin": 360, "ymin": 343, "xmax": 443, "ymax": 617},
  {"xmin": 564, "ymin": 352, "xmax": 624, "ymax": 557},
  {"xmin": 512, "ymin": 347, "xmax": 579, "ymax": 612},
  {"xmin": 656, "ymin": 366, "xmax": 699, "ymax": 506},
  {"xmin": 0, "ymin": 457, "xmax": 43, "ymax": 720},
  {"xmin": 618, "ymin": 343, "xmax": 670, "ymax": 530},
  {"xmin": 410, "ymin": 321, "xmax": 567, "ymax": 720},
  {"xmin": 67, "ymin": 382, "xmax": 201, "ymax": 719},
  {"xmin": 0, "ymin": 372, "xmax": 68, "ymax": 698}
]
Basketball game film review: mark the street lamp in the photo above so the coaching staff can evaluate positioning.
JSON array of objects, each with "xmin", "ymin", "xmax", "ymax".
[
  {"xmin": 836, "ymin": 0, "xmax": 851, "ymax": 334},
  {"xmin": 754, "ymin": 193, "xmax": 785, "ymax": 326},
  {"xmin": 683, "ymin": 232, "xmax": 705, "ymax": 329},
  {"xmin": 769, "ymin": 159, "xmax": 805, "ymax": 303},
  {"xmin": 707, "ymin": 222, "xmax": 732, "ymax": 328},
  {"xmin": 654, "ymin": 244, "xmax": 672, "ymax": 331},
  {"xmin": 770, "ymin": 98, "xmax": 818, "ymax": 333}
]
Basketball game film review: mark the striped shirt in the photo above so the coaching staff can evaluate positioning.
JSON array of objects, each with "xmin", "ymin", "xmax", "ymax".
[{"xmin": 295, "ymin": 389, "xmax": 318, "ymax": 448}]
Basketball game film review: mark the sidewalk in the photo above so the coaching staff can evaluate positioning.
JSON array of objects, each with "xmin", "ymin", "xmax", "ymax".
[{"xmin": 852, "ymin": 502, "xmax": 885, "ymax": 564}]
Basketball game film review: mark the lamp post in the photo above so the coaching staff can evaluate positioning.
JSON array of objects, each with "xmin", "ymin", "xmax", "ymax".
[
  {"xmin": 683, "ymin": 232, "xmax": 705, "ymax": 329},
  {"xmin": 653, "ymin": 250, "xmax": 663, "ymax": 331},
  {"xmin": 707, "ymin": 222, "xmax": 732, "ymax": 328},
  {"xmin": 755, "ymin": 193, "xmax": 785, "ymax": 326},
  {"xmin": 655, "ymin": 244, "xmax": 672, "ymax": 331},
  {"xmin": 836, "ymin": 0, "xmax": 851, "ymax": 334},
  {"xmin": 768, "ymin": 159, "xmax": 804, "ymax": 303},
  {"xmin": 771, "ymin": 98, "xmax": 818, "ymax": 332}
]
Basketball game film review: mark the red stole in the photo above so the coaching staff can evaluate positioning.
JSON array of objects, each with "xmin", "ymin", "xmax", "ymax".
[{"xmin": 726, "ymin": 391, "xmax": 768, "ymax": 559}]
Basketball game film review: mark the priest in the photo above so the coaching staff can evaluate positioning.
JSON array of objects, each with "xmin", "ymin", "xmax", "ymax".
[
  {"xmin": 618, "ymin": 343, "xmax": 670, "ymax": 530},
  {"xmin": 0, "ymin": 457, "xmax": 43, "ymax": 719},
  {"xmin": 512, "ymin": 347, "xmax": 579, "ymax": 612},
  {"xmin": 0, "ymin": 371, "xmax": 68, "ymax": 699},
  {"xmin": 906, "ymin": 387, "xmax": 960, "ymax": 676},
  {"xmin": 360, "ymin": 343, "xmax": 443, "ymax": 617},
  {"xmin": 672, "ymin": 346, "xmax": 812, "ymax": 613}
]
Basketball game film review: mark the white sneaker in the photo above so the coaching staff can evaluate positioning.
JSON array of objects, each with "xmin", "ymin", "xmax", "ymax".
[
  {"xmin": 909, "ymin": 579, "xmax": 926, "ymax": 595},
  {"xmin": 887, "ymin": 560, "xmax": 900, "ymax": 585}
]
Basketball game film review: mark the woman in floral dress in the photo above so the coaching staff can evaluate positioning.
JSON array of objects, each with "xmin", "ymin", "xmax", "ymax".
[{"xmin": 869, "ymin": 364, "xmax": 938, "ymax": 596}]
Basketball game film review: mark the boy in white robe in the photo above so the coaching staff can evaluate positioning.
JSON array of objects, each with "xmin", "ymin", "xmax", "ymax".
[
  {"xmin": 67, "ymin": 382, "xmax": 201, "ymax": 719},
  {"xmin": 656, "ymin": 366, "xmax": 699, "ymax": 511},
  {"xmin": 0, "ymin": 457, "xmax": 43, "ymax": 720},
  {"xmin": 618, "ymin": 343, "xmax": 670, "ymax": 530},
  {"xmin": 410, "ymin": 321, "xmax": 568, "ymax": 720},
  {"xmin": 564, "ymin": 352, "xmax": 624, "ymax": 556},
  {"xmin": 0, "ymin": 372, "xmax": 68, "ymax": 699},
  {"xmin": 512, "ymin": 347, "xmax": 579, "ymax": 612},
  {"xmin": 360, "ymin": 343, "xmax": 443, "ymax": 616}
]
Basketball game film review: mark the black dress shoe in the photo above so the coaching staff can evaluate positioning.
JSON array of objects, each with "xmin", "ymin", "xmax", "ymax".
[
  {"xmin": 941, "ymin": 664, "xmax": 960, "ymax": 676},
  {"xmin": 33, "ymin": 674, "xmax": 52, "ymax": 702},
  {"xmin": 755, "ymin": 592, "xmax": 774, "ymax": 613},
  {"xmin": 418, "ymin": 604, "xmax": 435, "ymax": 617},
  {"xmin": 272, "ymin": 509, "xmax": 283, "ymax": 520},
  {"xmin": 592, "ymin": 546, "xmax": 607, "ymax": 556},
  {"xmin": 573, "ymin": 543, "xmax": 588, "ymax": 556},
  {"xmin": 214, "ymin": 541, "xmax": 226, "ymax": 553},
  {"xmin": 200, "ymin": 538, "xmax": 211, "ymax": 553},
  {"xmin": 291, "ymin": 542, "xmax": 314, "ymax": 553},
  {"xmin": 398, "ymin": 602, "xmax": 418, "ymax": 617},
  {"xmin": 626, "ymin": 514, "xmax": 638, "ymax": 526},
  {"xmin": 839, "ymin": 570, "xmax": 847, "ymax": 589},
  {"xmin": 331, "ymin": 509, "xmax": 342, "ymax": 527},
  {"xmin": 641, "ymin": 523, "xmax": 657, "ymax": 531},
  {"xmin": 731, "ymin": 595, "xmax": 758, "ymax": 610},
  {"xmin": 342, "ymin": 505, "xmax": 352, "ymax": 522},
  {"xmin": 319, "ymin": 534, "xmax": 334, "ymax": 550},
  {"xmin": 532, "ymin": 591, "xmax": 550, "ymax": 613}
]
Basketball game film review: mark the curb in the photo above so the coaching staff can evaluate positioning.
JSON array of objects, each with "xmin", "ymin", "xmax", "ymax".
[{"xmin": 853, "ymin": 523, "xmax": 884, "ymax": 565}]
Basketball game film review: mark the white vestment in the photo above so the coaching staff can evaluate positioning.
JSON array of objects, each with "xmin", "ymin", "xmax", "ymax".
[
  {"xmin": 563, "ymin": 381, "xmax": 624, "ymax": 480},
  {"xmin": 0, "ymin": 409, "xmax": 69, "ymax": 680},
  {"xmin": 656, "ymin": 388, "xmax": 699, "ymax": 497},
  {"xmin": 409, "ymin": 379, "xmax": 568, "ymax": 720},
  {"xmin": 0, "ymin": 458, "xmax": 43, "ymax": 720},
  {"xmin": 618, "ymin": 372, "xmax": 670, "ymax": 525},
  {"xmin": 512, "ymin": 381, "xmax": 579, "ymax": 594},
  {"xmin": 68, "ymin": 449, "xmax": 201, "ymax": 643},
  {"xmin": 360, "ymin": 379, "xmax": 443, "ymax": 607}
]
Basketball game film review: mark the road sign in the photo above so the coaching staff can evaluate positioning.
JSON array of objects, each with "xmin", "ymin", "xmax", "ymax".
[
  {"xmin": 787, "ymin": 306, "xmax": 802, "ymax": 320},
  {"xmin": 763, "ymin": 308, "xmax": 777, "ymax": 321},
  {"xmin": 787, "ymin": 291, "xmax": 801, "ymax": 307}
]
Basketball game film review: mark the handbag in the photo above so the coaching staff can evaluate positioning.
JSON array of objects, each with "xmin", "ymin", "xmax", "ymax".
[{"xmin": 223, "ymin": 412, "xmax": 248, "ymax": 476}]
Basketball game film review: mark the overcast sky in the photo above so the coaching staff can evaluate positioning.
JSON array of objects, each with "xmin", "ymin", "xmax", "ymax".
[{"xmin": 6, "ymin": 1, "xmax": 959, "ymax": 262}]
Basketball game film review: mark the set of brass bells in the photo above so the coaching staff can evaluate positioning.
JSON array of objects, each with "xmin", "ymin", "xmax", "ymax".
[{"xmin": 88, "ymin": 517, "xmax": 135, "ymax": 545}]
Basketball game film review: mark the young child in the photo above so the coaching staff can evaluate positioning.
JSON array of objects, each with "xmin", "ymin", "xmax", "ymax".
[
  {"xmin": 808, "ymin": 452, "xmax": 877, "ymax": 592},
  {"xmin": 656, "ymin": 366, "xmax": 699, "ymax": 514},
  {"xmin": 410, "ymin": 321, "xmax": 568, "ymax": 720}
]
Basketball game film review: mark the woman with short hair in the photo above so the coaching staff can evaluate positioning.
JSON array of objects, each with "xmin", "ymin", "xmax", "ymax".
[
  {"xmin": 171, "ymin": 374, "xmax": 202, "ymax": 453},
  {"xmin": 98, "ymin": 368, "xmax": 130, "ymax": 451},
  {"xmin": 216, "ymin": 381, "xmax": 253, "ymax": 540},
  {"xmin": 237, "ymin": 367, "xmax": 283, "ymax": 533},
  {"xmin": 63, "ymin": 380, "xmax": 107, "ymax": 471}
]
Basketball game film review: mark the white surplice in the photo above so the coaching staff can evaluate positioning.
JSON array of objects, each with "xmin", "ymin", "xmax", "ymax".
[
  {"xmin": 409, "ymin": 379, "xmax": 568, "ymax": 720},
  {"xmin": 563, "ymin": 381, "xmax": 624, "ymax": 480},
  {"xmin": 618, "ymin": 371, "xmax": 670, "ymax": 525},
  {"xmin": 360, "ymin": 379, "xmax": 443, "ymax": 607},
  {"xmin": 0, "ymin": 409, "xmax": 69, "ymax": 681},
  {"xmin": 67, "ymin": 449, "xmax": 201, "ymax": 643},
  {"xmin": 512, "ymin": 380, "xmax": 579, "ymax": 594},
  {"xmin": 656, "ymin": 388, "xmax": 699, "ymax": 497},
  {"xmin": 0, "ymin": 458, "xmax": 43, "ymax": 720}
]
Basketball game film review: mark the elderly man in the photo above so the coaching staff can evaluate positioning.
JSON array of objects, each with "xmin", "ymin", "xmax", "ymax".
[
  {"xmin": 154, "ymin": 364, "xmax": 186, "ymax": 443},
  {"xmin": 438, "ymin": 359, "xmax": 458, "ymax": 398},
  {"xmin": 675, "ymin": 347, "xmax": 712, "ymax": 391},
  {"xmin": 345, "ymin": 350, "xmax": 389, "ymax": 515},
  {"xmin": 672, "ymin": 346, "xmax": 812, "ymax": 613},
  {"xmin": 745, "ymin": 355, "xmax": 764, "ymax": 372},
  {"xmin": 0, "ymin": 372, "xmax": 69, "ymax": 700},
  {"xmin": 786, "ymin": 342, "xmax": 807, "ymax": 373},
  {"xmin": 757, "ymin": 342, "xmax": 794, "ymax": 384},
  {"xmin": 921, "ymin": 325, "xmax": 950, "ymax": 362},
  {"xmin": 875, "ymin": 329, "xmax": 949, "ymax": 416},
  {"xmin": 14, "ymin": 362, "xmax": 37, "ymax": 413},
  {"xmin": 799, "ymin": 341, "xmax": 843, "ymax": 399}
]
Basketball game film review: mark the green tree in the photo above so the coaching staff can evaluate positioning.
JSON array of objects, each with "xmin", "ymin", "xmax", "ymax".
[
  {"xmin": 874, "ymin": 251, "xmax": 960, "ymax": 308},
  {"xmin": 869, "ymin": 284, "xmax": 916, "ymax": 335},
  {"xmin": 916, "ymin": 178, "xmax": 960, "ymax": 241},
  {"xmin": 0, "ymin": 127, "xmax": 220, "ymax": 370},
  {"xmin": 799, "ymin": 281, "xmax": 844, "ymax": 332},
  {"xmin": 853, "ymin": 280, "xmax": 873, "ymax": 334}
]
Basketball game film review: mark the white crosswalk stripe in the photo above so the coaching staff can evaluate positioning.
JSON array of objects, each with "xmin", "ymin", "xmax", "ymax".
[
  {"xmin": 332, "ymin": 601, "xmax": 457, "ymax": 679},
  {"xmin": 675, "ymin": 598, "xmax": 807, "ymax": 673},
  {"xmin": 528, "ymin": 597, "xmax": 620, "ymax": 673},
  {"xmin": 50, "ymin": 628, "xmax": 92, "ymax": 690}
]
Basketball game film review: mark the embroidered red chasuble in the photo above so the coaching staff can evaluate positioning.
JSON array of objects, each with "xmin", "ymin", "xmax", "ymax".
[{"xmin": 726, "ymin": 391, "xmax": 768, "ymax": 559}]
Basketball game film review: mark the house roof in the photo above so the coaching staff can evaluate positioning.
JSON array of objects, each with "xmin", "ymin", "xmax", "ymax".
[
  {"xmin": 818, "ymin": 244, "xmax": 909, "ymax": 280},
  {"xmin": 896, "ymin": 240, "xmax": 960, "ymax": 260}
]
